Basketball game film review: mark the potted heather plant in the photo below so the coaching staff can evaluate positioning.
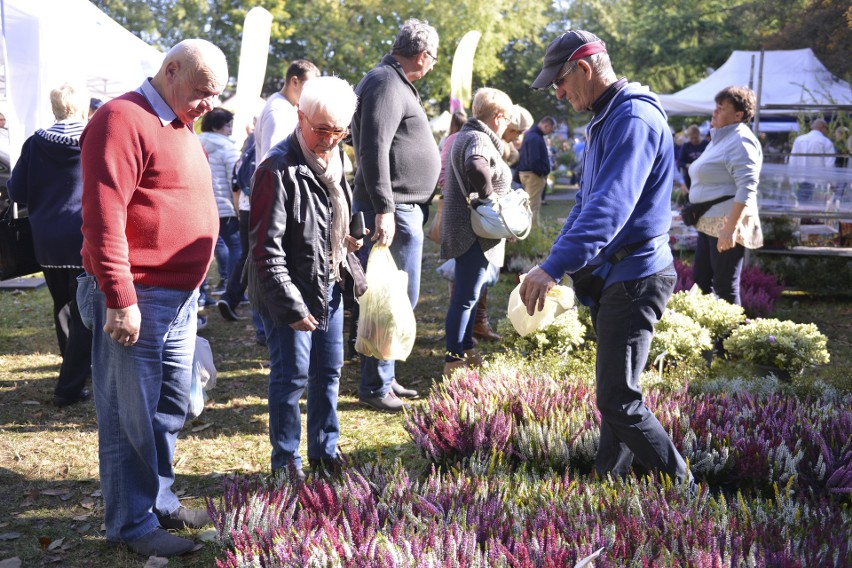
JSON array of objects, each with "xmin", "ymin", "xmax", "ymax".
[
  {"xmin": 648, "ymin": 309, "xmax": 713, "ymax": 372},
  {"xmin": 497, "ymin": 308, "xmax": 586, "ymax": 356},
  {"xmin": 723, "ymin": 318, "xmax": 830, "ymax": 379},
  {"xmin": 667, "ymin": 287, "xmax": 746, "ymax": 341}
]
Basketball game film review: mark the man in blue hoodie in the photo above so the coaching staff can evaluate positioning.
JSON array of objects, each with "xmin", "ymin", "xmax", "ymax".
[{"xmin": 520, "ymin": 30, "xmax": 693, "ymax": 490}]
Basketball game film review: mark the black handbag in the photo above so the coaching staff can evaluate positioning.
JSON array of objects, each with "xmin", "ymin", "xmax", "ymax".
[
  {"xmin": 0, "ymin": 202, "xmax": 41, "ymax": 280},
  {"xmin": 680, "ymin": 195, "xmax": 734, "ymax": 226}
]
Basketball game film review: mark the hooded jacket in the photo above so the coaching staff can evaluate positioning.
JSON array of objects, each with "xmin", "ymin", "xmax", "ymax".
[
  {"xmin": 198, "ymin": 131, "xmax": 239, "ymax": 218},
  {"xmin": 7, "ymin": 123, "xmax": 85, "ymax": 267},
  {"xmin": 539, "ymin": 82, "xmax": 673, "ymax": 289}
]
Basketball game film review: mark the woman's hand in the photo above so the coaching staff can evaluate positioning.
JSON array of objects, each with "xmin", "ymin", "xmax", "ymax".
[
  {"xmin": 345, "ymin": 230, "xmax": 368, "ymax": 253},
  {"xmin": 716, "ymin": 226, "xmax": 737, "ymax": 252},
  {"xmin": 290, "ymin": 314, "xmax": 319, "ymax": 332}
]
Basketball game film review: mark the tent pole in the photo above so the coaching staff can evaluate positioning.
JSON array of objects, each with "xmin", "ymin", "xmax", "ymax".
[{"xmin": 754, "ymin": 49, "xmax": 764, "ymax": 135}]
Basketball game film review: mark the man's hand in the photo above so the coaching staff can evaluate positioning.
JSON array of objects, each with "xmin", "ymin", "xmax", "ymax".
[
  {"xmin": 519, "ymin": 266, "xmax": 557, "ymax": 316},
  {"xmin": 290, "ymin": 314, "xmax": 318, "ymax": 332},
  {"xmin": 372, "ymin": 212, "xmax": 395, "ymax": 246},
  {"xmin": 105, "ymin": 305, "xmax": 142, "ymax": 347}
]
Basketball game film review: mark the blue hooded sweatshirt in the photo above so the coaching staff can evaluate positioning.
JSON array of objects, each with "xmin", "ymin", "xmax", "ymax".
[{"xmin": 539, "ymin": 82, "xmax": 673, "ymax": 298}]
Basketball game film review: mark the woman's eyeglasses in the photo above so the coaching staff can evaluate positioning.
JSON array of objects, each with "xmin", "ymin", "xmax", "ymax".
[{"xmin": 303, "ymin": 113, "xmax": 349, "ymax": 140}]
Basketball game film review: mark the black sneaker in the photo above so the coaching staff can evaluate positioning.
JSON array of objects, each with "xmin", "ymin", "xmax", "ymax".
[
  {"xmin": 217, "ymin": 299, "xmax": 239, "ymax": 321},
  {"xmin": 53, "ymin": 387, "xmax": 91, "ymax": 408}
]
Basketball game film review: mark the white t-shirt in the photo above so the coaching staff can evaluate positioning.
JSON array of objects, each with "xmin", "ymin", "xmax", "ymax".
[{"xmin": 254, "ymin": 92, "xmax": 298, "ymax": 162}]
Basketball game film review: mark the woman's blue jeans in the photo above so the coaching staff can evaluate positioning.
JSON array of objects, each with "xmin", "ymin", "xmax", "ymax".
[
  {"xmin": 262, "ymin": 282, "xmax": 343, "ymax": 471},
  {"xmin": 445, "ymin": 241, "xmax": 489, "ymax": 361},
  {"xmin": 214, "ymin": 216, "xmax": 241, "ymax": 285},
  {"xmin": 76, "ymin": 274, "xmax": 198, "ymax": 542}
]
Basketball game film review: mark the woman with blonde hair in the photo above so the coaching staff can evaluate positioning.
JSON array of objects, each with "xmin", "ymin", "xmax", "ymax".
[
  {"xmin": 7, "ymin": 82, "xmax": 93, "ymax": 406},
  {"xmin": 440, "ymin": 87, "xmax": 514, "ymax": 376}
]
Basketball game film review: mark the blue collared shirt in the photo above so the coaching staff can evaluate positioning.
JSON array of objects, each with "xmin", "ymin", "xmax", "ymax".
[{"xmin": 136, "ymin": 79, "xmax": 178, "ymax": 126}]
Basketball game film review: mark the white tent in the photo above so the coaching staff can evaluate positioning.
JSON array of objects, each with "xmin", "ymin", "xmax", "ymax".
[
  {"xmin": 1, "ymin": 0, "xmax": 164, "ymax": 164},
  {"xmin": 659, "ymin": 49, "xmax": 852, "ymax": 117}
]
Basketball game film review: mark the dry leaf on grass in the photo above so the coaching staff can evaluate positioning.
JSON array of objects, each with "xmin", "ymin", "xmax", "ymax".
[
  {"xmin": 191, "ymin": 423, "xmax": 213, "ymax": 433},
  {"xmin": 0, "ymin": 557, "xmax": 22, "ymax": 568},
  {"xmin": 143, "ymin": 557, "xmax": 169, "ymax": 568},
  {"xmin": 47, "ymin": 538, "xmax": 64, "ymax": 551},
  {"xmin": 0, "ymin": 533, "xmax": 21, "ymax": 541}
]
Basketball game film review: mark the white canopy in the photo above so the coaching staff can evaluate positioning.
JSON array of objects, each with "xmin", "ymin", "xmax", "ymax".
[
  {"xmin": 1, "ymin": 0, "xmax": 164, "ymax": 164},
  {"xmin": 659, "ymin": 49, "xmax": 852, "ymax": 117}
]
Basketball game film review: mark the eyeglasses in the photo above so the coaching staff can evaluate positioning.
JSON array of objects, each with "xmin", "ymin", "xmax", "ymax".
[
  {"xmin": 550, "ymin": 64, "xmax": 576, "ymax": 90},
  {"xmin": 425, "ymin": 50, "xmax": 438, "ymax": 65},
  {"xmin": 302, "ymin": 113, "xmax": 349, "ymax": 140}
]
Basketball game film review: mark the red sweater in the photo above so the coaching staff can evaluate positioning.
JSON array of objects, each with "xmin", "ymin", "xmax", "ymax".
[{"xmin": 80, "ymin": 92, "xmax": 218, "ymax": 309}]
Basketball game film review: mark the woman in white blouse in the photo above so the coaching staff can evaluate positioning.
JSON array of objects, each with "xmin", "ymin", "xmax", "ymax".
[{"xmin": 687, "ymin": 86, "xmax": 763, "ymax": 305}]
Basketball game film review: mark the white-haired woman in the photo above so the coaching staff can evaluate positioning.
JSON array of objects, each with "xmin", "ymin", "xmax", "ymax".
[
  {"xmin": 247, "ymin": 76, "xmax": 364, "ymax": 480},
  {"xmin": 7, "ymin": 82, "xmax": 93, "ymax": 407},
  {"xmin": 441, "ymin": 87, "xmax": 514, "ymax": 377}
]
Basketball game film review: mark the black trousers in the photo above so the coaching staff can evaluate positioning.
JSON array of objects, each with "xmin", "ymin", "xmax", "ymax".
[{"xmin": 42, "ymin": 267, "xmax": 92, "ymax": 398}]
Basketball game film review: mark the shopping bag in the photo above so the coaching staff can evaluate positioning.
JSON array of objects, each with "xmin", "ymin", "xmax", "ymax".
[
  {"xmin": 188, "ymin": 336, "xmax": 217, "ymax": 419},
  {"xmin": 355, "ymin": 245, "xmax": 417, "ymax": 360},
  {"xmin": 507, "ymin": 275, "xmax": 575, "ymax": 337},
  {"xmin": 426, "ymin": 198, "xmax": 443, "ymax": 244}
]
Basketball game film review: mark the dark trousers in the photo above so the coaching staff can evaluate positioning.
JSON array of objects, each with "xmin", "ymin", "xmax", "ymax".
[
  {"xmin": 590, "ymin": 264, "xmax": 690, "ymax": 485},
  {"xmin": 693, "ymin": 232, "xmax": 745, "ymax": 306},
  {"xmin": 42, "ymin": 266, "xmax": 92, "ymax": 399}
]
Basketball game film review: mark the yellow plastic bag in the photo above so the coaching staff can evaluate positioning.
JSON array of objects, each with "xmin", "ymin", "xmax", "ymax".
[
  {"xmin": 355, "ymin": 245, "xmax": 417, "ymax": 360},
  {"xmin": 507, "ymin": 275, "xmax": 575, "ymax": 337}
]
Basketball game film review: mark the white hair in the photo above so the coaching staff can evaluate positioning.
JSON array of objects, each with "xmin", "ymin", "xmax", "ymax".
[{"xmin": 299, "ymin": 76, "xmax": 358, "ymax": 126}]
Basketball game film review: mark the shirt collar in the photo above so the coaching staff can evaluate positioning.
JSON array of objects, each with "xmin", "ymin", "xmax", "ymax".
[
  {"xmin": 590, "ymin": 77, "xmax": 628, "ymax": 115},
  {"xmin": 136, "ymin": 78, "xmax": 178, "ymax": 126}
]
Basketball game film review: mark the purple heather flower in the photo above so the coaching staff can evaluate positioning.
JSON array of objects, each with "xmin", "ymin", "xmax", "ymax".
[{"xmin": 768, "ymin": 335, "xmax": 776, "ymax": 344}]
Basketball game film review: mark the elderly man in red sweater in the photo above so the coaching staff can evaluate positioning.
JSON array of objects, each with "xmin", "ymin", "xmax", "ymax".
[{"xmin": 77, "ymin": 39, "xmax": 227, "ymax": 558}]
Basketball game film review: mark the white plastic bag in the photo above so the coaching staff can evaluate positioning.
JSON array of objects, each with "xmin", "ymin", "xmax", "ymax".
[
  {"xmin": 188, "ymin": 336, "xmax": 217, "ymax": 419},
  {"xmin": 355, "ymin": 245, "xmax": 417, "ymax": 360},
  {"xmin": 507, "ymin": 275, "xmax": 575, "ymax": 337}
]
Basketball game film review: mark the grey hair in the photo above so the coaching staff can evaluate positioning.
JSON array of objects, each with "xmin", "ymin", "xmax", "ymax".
[
  {"xmin": 299, "ymin": 76, "xmax": 358, "ymax": 127},
  {"xmin": 556, "ymin": 51, "xmax": 612, "ymax": 81},
  {"xmin": 391, "ymin": 18, "xmax": 439, "ymax": 58}
]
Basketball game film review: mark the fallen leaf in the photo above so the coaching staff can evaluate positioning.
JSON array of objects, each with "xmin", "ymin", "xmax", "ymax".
[
  {"xmin": 40, "ymin": 489, "xmax": 65, "ymax": 496},
  {"xmin": 47, "ymin": 538, "xmax": 64, "ymax": 551},
  {"xmin": 21, "ymin": 401, "xmax": 41, "ymax": 406},
  {"xmin": 79, "ymin": 498, "xmax": 94, "ymax": 510},
  {"xmin": 198, "ymin": 528, "xmax": 218, "ymax": 542},
  {"xmin": 191, "ymin": 422, "xmax": 213, "ymax": 433},
  {"xmin": 60, "ymin": 492, "xmax": 73, "ymax": 501},
  {"xmin": 90, "ymin": 490, "xmax": 102, "ymax": 497},
  {"xmin": 143, "ymin": 556, "xmax": 169, "ymax": 568},
  {"xmin": 0, "ymin": 557, "xmax": 23, "ymax": 568},
  {"xmin": 0, "ymin": 533, "xmax": 21, "ymax": 541},
  {"xmin": 72, "ymin": 515, "xmax": 91, "ymax": 521},
  {"xmin": 38, "ymin": 536, "xmax": 51, "ymax": 550},
  {"xmin": 77, "ymin": 524, "xmax": 91, "ymax": 533}
]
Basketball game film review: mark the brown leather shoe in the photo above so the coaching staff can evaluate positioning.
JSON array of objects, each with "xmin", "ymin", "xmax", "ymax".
[
  {"xmin": 473, "ymin": 288, "xmax": 501, "ymax": 342},
  {"xmin": 463, "ymin": 349, "xmax": 483, "ymax": 367},
  {"xmin": 442, "ymin": 360, "xmax": 467, "ymax": 378}
]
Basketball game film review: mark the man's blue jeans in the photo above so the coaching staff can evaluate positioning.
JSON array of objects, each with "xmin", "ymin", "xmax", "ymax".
[
  {"xmin": 214, "ymin": 216, "xmax": 241, "ymax": 285},
  {"xmin": 445, "ymin": 241, "xmax": 489, "ymax": 361},
  {"xmin": 262, "ymin": 282, "xmax": 343, "ymax": 471},
  {"xmin": 590, "ymin": 264, "xmax": 690, "ymax": 485},
  {"xmin": 353, "ymin": 203, "xmax": 423, "ymax": 398},
  {"xmin": 76, "ymin": 274, "xmax": 198, "ymax": 542}
]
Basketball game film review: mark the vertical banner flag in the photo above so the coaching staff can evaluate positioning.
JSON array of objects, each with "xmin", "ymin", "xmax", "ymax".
[
  {"xmin": 232, "ymin": 6, "xmax": 272, "ymax": 149},
  {"xmin": 450, "ymin": 30, "xmax": 481, "ymax": 114}
]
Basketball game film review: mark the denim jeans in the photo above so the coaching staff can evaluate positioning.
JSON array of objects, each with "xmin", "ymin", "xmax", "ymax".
[
  {"xmin": 214, "ymin": 216, "xmax": 241, "ymax": 285},
  {"xmin": 222, "ymin": 210, "xmax": 264, "ymax": 340},
  {"xmin": 353, "ymin": 202, "xmax": 423, "ymax": 398},
  {"xmin": 263, "ymin": 282, "xmax": 343, "ymax": 471},
  {"xmin": 445, "ymin": 241, "xmax": 489, "ymax": 361},
  {"xmin": 76, "ymin": 274, "xmax": 198, "ymax": 542},
  {"xmin": 590, "ymin": 264, "xmax": 690, "ymax": 485},
  {"xmin": 693, "ymin": 232, "xmax": 745, "ymax": 306}
]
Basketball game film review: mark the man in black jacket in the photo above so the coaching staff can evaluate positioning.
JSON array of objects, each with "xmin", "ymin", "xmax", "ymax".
[
  {"xmin": 518, "ymin": 116, "xmax": 556, "ymax": 226},
  {"xmin": 350, "ymin": 19, "xmax": 441, "ymax": 412}
]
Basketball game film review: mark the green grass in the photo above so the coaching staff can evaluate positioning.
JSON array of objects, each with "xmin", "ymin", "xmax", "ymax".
[{"xmin": 1, "ymin": 183, "xmax": 849, "ymax": 565}]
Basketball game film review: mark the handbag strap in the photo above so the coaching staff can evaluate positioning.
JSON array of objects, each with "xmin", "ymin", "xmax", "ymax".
[
  {"xmin": 450, "ymin": 154, "xmax": 531, "ymax": 240},
  {"xmin": 691, "ymin": 194, "xmax": 735, "ymax": 208}
]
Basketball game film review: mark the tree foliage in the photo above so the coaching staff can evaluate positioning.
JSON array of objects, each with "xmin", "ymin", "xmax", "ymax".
[{"xmin": 92, "ymin": 0, "xmax": 850, "ymax": 124}]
